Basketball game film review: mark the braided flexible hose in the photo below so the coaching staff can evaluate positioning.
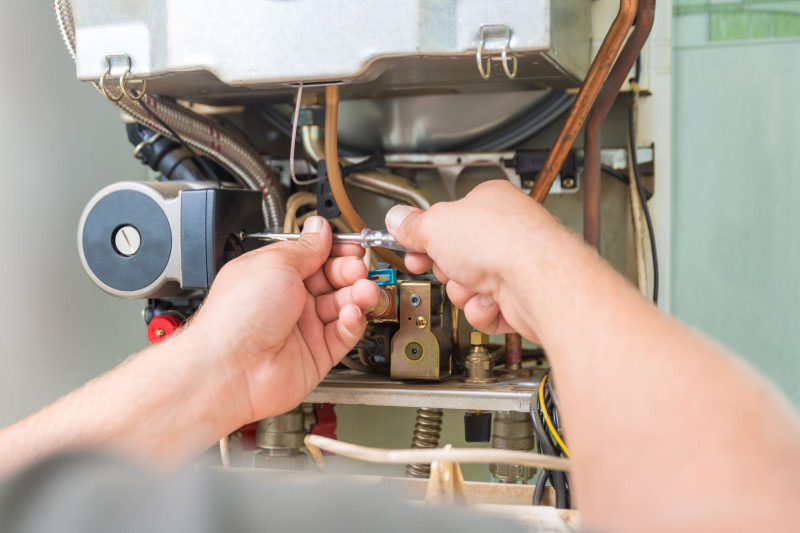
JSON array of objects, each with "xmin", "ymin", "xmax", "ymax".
[{"xmin": 54, "ymin": 0, "xmax": 285, "ymax": 228}]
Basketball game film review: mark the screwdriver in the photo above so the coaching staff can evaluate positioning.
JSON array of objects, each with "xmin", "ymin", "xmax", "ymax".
[{"xmin": 241, "ymin": 228, "xmax": 409, "ymax": 252}]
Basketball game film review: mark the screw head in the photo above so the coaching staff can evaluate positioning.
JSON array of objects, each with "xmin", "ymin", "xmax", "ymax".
[
  {"xmin": 409, "ymin": 294, "xmax": 421, "ymax": 307},
  {"xmin": 405, "ymin": 342, "xmax": 424, "ymax": 361},
  {"xmin": 562, "ymin": 177, "xmax": 576, "ymax": 189},
  {"xmin": 155, "ymin": 328, "xmax": 166, "ymax": 337},
  {"xmin": 113, "ymin": 225, "xmax": 141, "ymax": 256},
  {"xmin": 415, "ymin": 316, "xmax": 428, "ymax": 329}
]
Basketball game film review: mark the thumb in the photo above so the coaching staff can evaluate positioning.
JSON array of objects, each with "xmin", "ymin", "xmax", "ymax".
[
  {"xmin": 268, "ymin": 215, "xmax": 332, "ymax": 280},
  {"xmin": 385, "ymin": 205, "xmax": 430, "ymax": 253}
]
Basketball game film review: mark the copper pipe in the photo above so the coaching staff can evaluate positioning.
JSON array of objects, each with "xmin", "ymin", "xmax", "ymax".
[
  {"xmin": 530, "ymin": 0, "xmax": 638, "ymax": 204},
  {"xmin": 505, "ymin": 333, "xmax": 522, "ymax": 370},
  {"xmin": 583, "ymin": 0, "xmax": 656, "ymax": 250},
  {"xmin": 324, "ymin": 86, "xmax": 408, "ymax": 273}
]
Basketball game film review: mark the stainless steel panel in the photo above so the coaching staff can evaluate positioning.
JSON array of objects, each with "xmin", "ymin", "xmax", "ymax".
[
  {"xmin": 305, "ymin": 369, "xmax": 543, "ymax": 412},
  {"xmin": 71, "ymin": 0, "xmax": 591, "ymax": 100}
]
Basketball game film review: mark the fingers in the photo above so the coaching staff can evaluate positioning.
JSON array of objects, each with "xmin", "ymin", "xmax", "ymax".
[
  {"xmin": 324, "ymin": 304, "xmax": 367, "ymax": 364},
  {"xmin": 305, "ymin": 256, "xmax": 367, "ymax": 296},
  {"xmin": 261, "ymin": 216, "xmax": 332, "ymax": 280},
  {"xmin": 446, "ymin": 281, "xmax": 477, "ymax": 309},
  {"xmin": 385, "ymin": 205, "xmax": 430, "ymax": 253},
  {"xmin": 404, "ymin": 252, "xmax": 433, "ymax": 274},
  {"xmin": 315, "ymin": 278, "xmax": 379, "ymax": 324},
  {"xmin": 463, "ymin": 294, "xmax": 516, "ymax": 335},
  {"xmin": 330, "ymin": 243, "xmax": 365, "ymax": 258}
]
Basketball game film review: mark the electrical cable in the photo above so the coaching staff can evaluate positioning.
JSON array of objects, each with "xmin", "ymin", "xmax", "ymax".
[
  {"xmin": 256, "ymin": 90, "xmax": 574, "ymax": 155},
  {"xmin": 533, "ymin": 468, "xmax": 548, "ymax": 506},
  {"xmin": 539, "ymin": 374, "xmax": 571, "ymax": 458},
  {"xmin": 136, "ymin": 94, "xmax": 223, "ymax": 187},
  {"xmin": 289, "ymin": 83, "xmax": 326, "ymax": 186},
  {"xmin": 628, "ymin": 90, "xmax": 659, "ymax": 304},
  {"xmin": 530, "ymin": 375, "xmax": 569, "ymax": 509},
  {"xmin": 304, "ymin": 434, "xmax": 571, "ymax": 472},
  {"xmin": 219, "ymin": 435, "xmax": 231, "ymax": 467},
  {"xmin": 324, "ymin": 85, "xmax": 409, "ymax": 273},
  {"xmin": 598, "ymin": 165, "xmax": 653, "ymax": 199}
]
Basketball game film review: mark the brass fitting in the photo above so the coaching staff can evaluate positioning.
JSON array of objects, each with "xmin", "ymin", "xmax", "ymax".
[
  {"xmin": 490, "ymin": 411, "xmax": 536, "ymax": 483},
  {"xmin": 463, "ymin": 331, "xmax": 496, "ymax": 384}
]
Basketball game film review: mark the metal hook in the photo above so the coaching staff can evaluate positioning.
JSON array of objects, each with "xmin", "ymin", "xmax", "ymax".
[
  {"xmin": 99, "ymin": 66, "xmax": 124, "ymax": 102},
  {"xmin": 501, "ymin": 44, "xmax": 518, "ymax": 79},
  {"xmin": 476, "ymin": 24, "xmax": 517, "ymax": 81},
  {"xmin": 120, "ymin": 69, "xmax": 147, "ymax": 101},
  {"xmin": 476, "ymin": 42, "xmax": 491, "ymax": 80},
  {"xmin": 133, "ymin": 132, "xmax": 162, "ymax": 159}
]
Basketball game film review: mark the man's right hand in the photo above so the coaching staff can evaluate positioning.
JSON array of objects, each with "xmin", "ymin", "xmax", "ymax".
[{"xmin": 385, "ymin": 180, "xmax": 559, "ymax": 340}]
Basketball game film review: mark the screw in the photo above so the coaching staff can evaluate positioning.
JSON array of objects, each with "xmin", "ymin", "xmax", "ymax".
[
  {"xmin": 155, "ymin": 328, "xmax": 166, "ymax": 337},
  {"xmin": 409, "ymin": 294, "xmax": 421, "ymax": 307},
  {"xmin": 416, "ymin": 316, "xmax": 428, "ymax": 329},
  {"xmin": 562, "ymin": 177, "xmax": 576, "ymax": 189},
  {"xmin": 113, "ymin": 225, "xmax": 141, "ymax": 256}
]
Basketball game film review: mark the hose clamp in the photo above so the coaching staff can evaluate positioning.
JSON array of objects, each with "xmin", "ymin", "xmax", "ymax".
[
  {"xmin": 476, "ymin": 24, "xmax": 517, "ymax": 80},
  {"xmin": 99, "ymin": 54, "xmax": 147, "ymax": 102}
]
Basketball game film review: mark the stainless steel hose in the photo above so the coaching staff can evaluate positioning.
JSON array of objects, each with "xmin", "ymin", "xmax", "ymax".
[{"xmin": 54, "ymin": 0, "xmax": 285, "ymax": 229}]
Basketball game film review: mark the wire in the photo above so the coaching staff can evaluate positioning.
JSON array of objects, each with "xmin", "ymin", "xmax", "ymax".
[
  {"xmin": 530, "ymin": 375, "xmax": 570, "ymax": 509},
  {"xmin": 599, "ymin": 165, "xmax": 653, "ymax": 199},
  {"xmin": 219, "ymin": 435, "xmax": 231, "ymax": 467},
  {"xmin": 533, "ymin": 468, "xmax": 549, "ymax": 506},
  {"xmin": 324, "ymin": 86, "xmax": 408, "ymax": 273},
  {"xmin": 304, "ymin": 434, "xmax": 571, "ymax": 472},
  {"xmin": 628, "ymin": 92, "xmax": 659, "ymax": 304},
  {"xmin": 289, "ymin": 83, "xmax": 326, "ymax": 186},
  {"xmin": 135, "ymin": 95, "xmax": 224, "ymax": 187},
  {"xmin": 539, "ymin": 374, "xmax": 571, "ymax": 458}
]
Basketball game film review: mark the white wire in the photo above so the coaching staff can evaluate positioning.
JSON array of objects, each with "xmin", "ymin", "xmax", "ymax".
[
  {"xmin": 290, "ymin": 82, "xmax": 325, "ymax": 186},
  {"xmin": 304, "ymin": 434, "xmax": 571, "ymax": 472},
  {"xmin": 219, "ymin": 436, "xmax": 231, "ymax": 467}
]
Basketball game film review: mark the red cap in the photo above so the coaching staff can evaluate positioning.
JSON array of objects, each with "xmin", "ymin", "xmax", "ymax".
[{"xmin": 147, "ymin": 315, "xmax": 183, "ymax": 344}]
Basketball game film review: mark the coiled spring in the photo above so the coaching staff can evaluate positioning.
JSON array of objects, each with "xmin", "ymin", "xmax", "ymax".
[{"xmin": 405, "ymin": 408, "xmax": 443, "ymax": 478}]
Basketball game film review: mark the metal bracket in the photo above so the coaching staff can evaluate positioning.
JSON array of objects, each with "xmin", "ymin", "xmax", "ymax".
[
  {"xmin": 476, "ymin": 24, "xmax": 517, "ymax": 80},
  {"xmin": 99, "ymin": 53, "xmax": 147, "ymax": 102}
]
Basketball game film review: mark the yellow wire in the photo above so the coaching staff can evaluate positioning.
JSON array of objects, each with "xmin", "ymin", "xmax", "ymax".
[{"xmin": 539, "ymin": 373, "xmax": 571, "ymax": 458}]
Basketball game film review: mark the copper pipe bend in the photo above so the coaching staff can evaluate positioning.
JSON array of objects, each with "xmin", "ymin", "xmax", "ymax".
[
  {"xmin": 530, "ymin": 0, "xmax": 639, "ymax": 205},
  {"xmin": 583, "ymin": 0, "xmax": 656, "ymax": 251}
]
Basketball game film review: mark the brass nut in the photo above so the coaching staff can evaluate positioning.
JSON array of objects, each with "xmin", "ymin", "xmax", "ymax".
[
  {"xmin": 415, "ymin": 316, "xmax": 428, "ymax": 329},
  {"xmin": 470, "ymin": 331, "xmax": 490, "ymax": 346},
  {"xmin": 155, "ymin": 328, "xmax": 165, "ymax": 337}
]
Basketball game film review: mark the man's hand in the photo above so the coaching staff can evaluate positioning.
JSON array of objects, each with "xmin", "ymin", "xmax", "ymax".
[
  {"xmin": 189, "ymin": 216, "xmax": 379, "ymax": 425},
  {"xmin": 385, "ymin": 180, "xmax": 557, "ymax": 340}
]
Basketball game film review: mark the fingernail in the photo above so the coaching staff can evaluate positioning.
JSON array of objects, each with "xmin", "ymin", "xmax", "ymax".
[
  {"xmin": 385, "ymin": 205, "xmax": 413, "ymax": 232},
  {"xmin": 479, "ymin": 294, "xmax": 495, "ymax": 307},
  {"xmin": 302, "ymin": 216, "xmax": 323, "ymax": 234}
]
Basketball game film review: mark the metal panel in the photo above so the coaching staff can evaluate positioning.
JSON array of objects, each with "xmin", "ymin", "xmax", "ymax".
[
  {"xmin": 70, "ymin": 0, "xmax": 591, "ymax": 100},
  {"xmin": 305, "ymin": 369, "xmax": 543, "ymax": 412}
]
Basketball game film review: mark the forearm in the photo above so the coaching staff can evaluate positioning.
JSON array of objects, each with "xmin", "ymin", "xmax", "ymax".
[
  {"xmin": 0, "ymin": 330, "xmax": 244, "ymax": 478},
  {"xmin": 508, "ymin": 216, "xmax": 800, "ymax": 531}
]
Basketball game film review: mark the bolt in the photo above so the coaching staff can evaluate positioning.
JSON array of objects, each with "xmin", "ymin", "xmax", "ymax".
[
  {"xmin": 113, "ymin": 225, "xmax": 141, "ymax": 256},
  {"xmin": 416, "ymin": 316, "xmax": 428, "ymax": 329}
]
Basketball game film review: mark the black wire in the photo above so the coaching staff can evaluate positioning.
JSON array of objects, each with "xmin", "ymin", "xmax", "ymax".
[
  {"xmin": 533, "ymin": 469, "xmax": 548, "ymax": 505},
  {"xmin": 599, "ymin": 165, "xmax": 653, "ymax": 200},
  {"xmin": 530, "ymin": 375, "xmax": 569, "ymax": 509},
  {"xmin": 628, "ymin": 101, "xmax": 659, "ymax": 304},
  {"xmin": 134, "ymin": 92, "xmax": 223, "ymax": 187}
]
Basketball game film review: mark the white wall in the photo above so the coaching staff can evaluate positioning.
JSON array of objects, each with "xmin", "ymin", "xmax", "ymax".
[{"xmin": 0, "ymin": 2, "xmax": 147, "ymax": 426}]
